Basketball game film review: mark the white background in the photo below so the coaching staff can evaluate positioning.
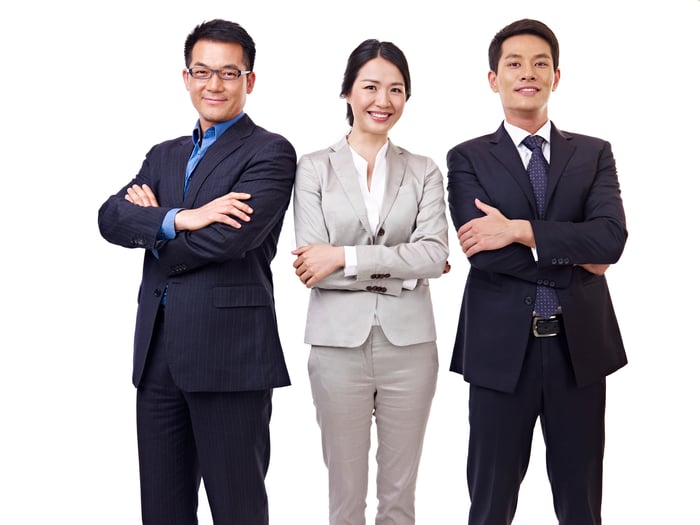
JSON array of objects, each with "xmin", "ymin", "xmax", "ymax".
[{"xmin": 1, "ymin": 0, "xmax": 698, "ymax": 523}]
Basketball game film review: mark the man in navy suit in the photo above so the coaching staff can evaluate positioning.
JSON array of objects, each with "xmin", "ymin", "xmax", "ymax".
[
  {"xmin": 98, "ymin": 19, "xmax": 296, "ymax": 524},
  {"xmin": 447, "ymin": 19, "xmax": 627, "ymax": 524}
]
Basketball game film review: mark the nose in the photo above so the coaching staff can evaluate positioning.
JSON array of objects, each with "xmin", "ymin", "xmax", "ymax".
[
  {"xmin": 206, "ymin": 73, "xmax": 224, "ymax": 90},
  {"xmin": 520, "ymin": 65, "xmax": 536, "ymax": 80},
  {"xmin": 375, "ymin": 88, "xmax": 390, "ymax": 106}
]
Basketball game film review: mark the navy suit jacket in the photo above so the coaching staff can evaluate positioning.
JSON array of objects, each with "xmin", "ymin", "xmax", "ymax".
[
  {"xmin": 99, "ymin": 114, "xmax": 296, "ymax": 392},
  {"xmin": 447, "ymin": 122, "xmax": 627, "ymax": 392}
]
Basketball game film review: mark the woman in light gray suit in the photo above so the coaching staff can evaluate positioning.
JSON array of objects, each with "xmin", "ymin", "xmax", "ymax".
[{"xmin": 292, "ymin": 39, "xmax": 449, "ymax": 525}]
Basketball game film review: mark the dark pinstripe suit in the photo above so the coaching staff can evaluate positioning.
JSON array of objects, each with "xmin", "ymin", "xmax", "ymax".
[{"xmin": 98, "ymin": 114, "xmax": 296, "ymax": 524}]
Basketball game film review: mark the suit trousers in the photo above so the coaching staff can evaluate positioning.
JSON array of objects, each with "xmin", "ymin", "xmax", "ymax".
[
  {"xmin": 308, "ymin": 326, "xmax": 438, "ymax": 525},
  {"xmin": 466, "ymin": 329, "xmax": 606, "ymax": 525},
  {"xmin": 136, "ymin": 308, "xmax": 273, "ymax": 525}
]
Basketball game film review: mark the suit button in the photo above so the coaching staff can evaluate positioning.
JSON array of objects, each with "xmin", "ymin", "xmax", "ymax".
[
  {"xmin": 153, "ymin": 288, "xmax": 162, "ymax": 297},
  {"xmin": 384, "ymin": 273, "xmax": 391, "ymax": 278},
  {"xmin": 558, "ymin": 258, "xmax": 564, "ymax": 264},
  {"xmin": 366, "ymin": 286, "xmax": 374, "ymax": 292},
  {"xmin": 524, "ymin": 296, "xmax": 533, "ymax": 305},
  {"xmin": 543, "ymin": 279, "xmax": 550, "ymax": 286},
  {"xmin": 549, "ymin": 281, "xmax": 556, "ymax": 287},
  {"xmin": 371, "ymin": 274, "xmax": 378, "ymax": 279},
  {"xmin": 536, "ymin": 279, "xmax": 543, "ymax": 285},
  {"xmin": 564, "ymin": 258, "xmax": 570, "ymax": 264},
  {"xmin": 551, "ymin": 258, "xmax": 557, "ymax": 264},
  {"xmin": 379, "ymin": 287, "xmax": 387, "ymax": 293},
  {"xmin": 377, "ymin": 228, "xmax": 385, "ymax": 236}
]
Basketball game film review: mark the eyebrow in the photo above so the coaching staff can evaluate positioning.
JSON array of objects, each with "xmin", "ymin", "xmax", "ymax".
[
  {"xmin": 502, "ymin": 52, "xmax": 551, "ymax": 61},
  {"xmin": 359, "ymin": 78, "xmax": 405, "ymax": 87},
  {"xmin": 191, "ymin": 61, "xmax": 243, "ymax": 69}
]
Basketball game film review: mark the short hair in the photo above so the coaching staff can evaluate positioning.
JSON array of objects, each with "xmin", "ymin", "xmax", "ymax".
[
  {"xmin": 488, "ymin": 19, "xmax": 559, "ymax": 72},
  {"xmin": 184, "ymin": 19, "xmax": 256, "ymax": 71},
  {"xmin": 340, "ymin": 39, "xmax": 412, "ymax": 126}
]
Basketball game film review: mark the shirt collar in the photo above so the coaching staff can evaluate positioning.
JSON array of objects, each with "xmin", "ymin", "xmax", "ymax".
[
  {"xmin": 503, "ymin": 119, "xmax": 551, "ymax": 147},
  {"xmin": 191, "ymin": 112, "xmax": 245, "ymax": 146}
]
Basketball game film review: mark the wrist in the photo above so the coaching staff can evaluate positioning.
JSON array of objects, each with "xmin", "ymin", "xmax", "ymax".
[{"xmin": 513, "ymin": 219, "xmax": 535, "ymax": 248}]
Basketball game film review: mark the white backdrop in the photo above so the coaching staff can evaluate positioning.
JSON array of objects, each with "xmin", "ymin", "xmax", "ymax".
[{"xmin": 1, "ymin": 0, "xmax": 698, "ymax": 523}]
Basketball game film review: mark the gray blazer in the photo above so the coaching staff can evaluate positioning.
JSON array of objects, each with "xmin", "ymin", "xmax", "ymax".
[{"xmin": 293, "ymin": 137, "xmax": 449, "ymax": 348}]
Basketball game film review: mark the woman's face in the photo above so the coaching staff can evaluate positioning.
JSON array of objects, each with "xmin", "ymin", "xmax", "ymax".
[{"xmin": 346, "ymin": 57, "xmax": 406, "ymax": 138}]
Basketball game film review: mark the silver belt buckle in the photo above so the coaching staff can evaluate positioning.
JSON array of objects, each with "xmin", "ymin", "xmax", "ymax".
[{"xmin": 532, "ymin": 315, "xmax": 560, "ymax": 338}]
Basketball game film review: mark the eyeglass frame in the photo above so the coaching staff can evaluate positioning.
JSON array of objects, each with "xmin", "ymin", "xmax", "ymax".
[{"xmin": 186, "ymin": 65, "xmax": 251, "ymax": 81}]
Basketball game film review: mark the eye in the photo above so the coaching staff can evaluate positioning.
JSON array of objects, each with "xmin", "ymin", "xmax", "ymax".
[
  {"xmin": 364, "ymin": 85, "xmax": 377, "ymax": 91},
  {"xmin": 507, "ymin": 61, "xmax": 520, "ymax": 68},
  {"xmin": 220, "ymin": 68, "xmax": 241, "ymax": 80},
  {"xmin": 391, "ymin": 87, "xmax": 404, "ymax": 94},
  {"xmin": 190, "ymin": 67, "xmax": 210, "ymax": 79},
  {"xmin": 535, "ymin": 61, "xmax": 550, "ymax": 68}
]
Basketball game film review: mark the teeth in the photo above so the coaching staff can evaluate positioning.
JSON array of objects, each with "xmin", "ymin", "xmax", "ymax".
[{"xmin": 370, "ymin": 112, "xmax": 389, "ymax": 118}]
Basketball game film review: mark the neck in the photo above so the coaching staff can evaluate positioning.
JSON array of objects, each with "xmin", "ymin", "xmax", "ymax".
[
  {"xmin": 347, "ymin": 129, "xmax": 388, "ymax": 162},
  {"xmin": 504, "ymin": 110, "xmax": 548, "ymax": 135}
]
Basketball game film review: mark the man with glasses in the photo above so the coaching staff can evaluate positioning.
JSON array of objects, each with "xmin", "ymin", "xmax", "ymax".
[{"xmin": 98, "ymin": 19, "xmax": 296, "ymax": 524}]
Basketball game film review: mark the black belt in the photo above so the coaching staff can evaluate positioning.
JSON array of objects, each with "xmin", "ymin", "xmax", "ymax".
[{"xmin": 532, "ymin": 314, "xmax": 562, "ymax": 337}]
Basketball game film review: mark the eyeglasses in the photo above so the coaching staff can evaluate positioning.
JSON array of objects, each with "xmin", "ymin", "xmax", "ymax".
[{"xmin": 187, "ymin": 66, "xmax": 250, "ymax": 81}]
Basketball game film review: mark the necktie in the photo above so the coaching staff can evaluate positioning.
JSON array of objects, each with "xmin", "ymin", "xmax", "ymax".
[{"xmin": 522, "ymin": 135, "xmax": 559, "ymax": 317}]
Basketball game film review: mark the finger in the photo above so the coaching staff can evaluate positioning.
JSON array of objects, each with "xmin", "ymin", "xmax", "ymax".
[
  {"xmin": 474, "ymin": 198, "xmax": 493, "ymax": 214},
  {"xmin": 141, "ymin": 184, "xmax": 159, "ymax": 206},
  {"xmin": 457, "ymin": 222, "xmax": 472, "ymax": 236},
  {"xmin": 229, "ymin": 206, "xmax": 251, "ymax": 222}
]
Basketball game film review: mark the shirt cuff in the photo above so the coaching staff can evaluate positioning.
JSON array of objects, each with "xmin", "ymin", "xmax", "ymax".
[
  {"xmin": 159, "ymin": 208, "xmax": 182, "ymax": 240},
  {"xmin": 343, "ymin": 246, "xmax": 357, "ymax": 277}
]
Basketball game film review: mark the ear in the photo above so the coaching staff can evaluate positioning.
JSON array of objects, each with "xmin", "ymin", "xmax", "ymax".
[
  {"xmin": 488, "ymin": 70, "xmax": 499, "ymax": 93},
  {"xmin": 551, "ymin": 68, "xmax": 561, "ymax": 92},
  {"xmin": 182, "ymin": 69, "xmax": 191, "ymax": 91},
  {"xmin": 246, "ymin": 72, "xmax": 256, "ymax": 94}
]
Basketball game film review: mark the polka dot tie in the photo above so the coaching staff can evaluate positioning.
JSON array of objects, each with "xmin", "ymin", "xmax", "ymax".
[{"xmin": 523, "ymin": 135, "xmax": 559, "ymax": 317}]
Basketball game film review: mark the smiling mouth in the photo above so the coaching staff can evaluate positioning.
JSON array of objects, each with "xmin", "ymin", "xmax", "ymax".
[
  {"xmin": 516, "ymin": 87, "xmax": 539, "ymax": 94},
  {"xmin": 369, "ymin": 111, "xmax": 391, "ymax": 120}
]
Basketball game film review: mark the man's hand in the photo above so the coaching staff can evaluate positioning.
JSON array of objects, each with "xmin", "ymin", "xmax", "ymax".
[
  {"xmin": 125, "ymin": 184, "xmax": 159, "ymax": 207},
  {"xmin": 457, "ymin": 198, "xmax": 534, "ymax": 257},
  {"xmin": 292, "ymin": 244, "xmax": 345, "ymax": 288},
  {"xmin": 174, "ymin": 192, "xmax": 253, "ymax": 231}
]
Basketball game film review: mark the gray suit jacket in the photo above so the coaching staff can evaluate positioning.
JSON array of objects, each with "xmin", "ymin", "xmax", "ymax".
[{"xmin": 293, "ymin": 137, "xmax": 449, "ymax": 348}]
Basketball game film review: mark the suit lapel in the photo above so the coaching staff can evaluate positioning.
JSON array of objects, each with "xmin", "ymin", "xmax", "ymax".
[
  {"xmin": 490, "ymin": 125, "xmax": 539, "ymax": 217},
  {"xmin": 379, "ymin": 141, "xmax": 407, "ymax": 227},
  {"xmin": 182, "ymin": 115, "xmax": 253, "ymax": 206},
  {"xmin": 329, "ymin": 138, "xmax": 373, "ymax": 235},
  {"xmin": 546, "ymin": 123, "xmax": 575, "ymax": 211},
  {"xmin": 157, "ymin": 137, "xmax": 192, "ymax": 207}
]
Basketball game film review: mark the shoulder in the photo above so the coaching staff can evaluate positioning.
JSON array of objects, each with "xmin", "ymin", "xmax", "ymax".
[
  {"xmin": 151, "ymin": 135, "xmax": 191, "ymax": 152},
  {"xmin": 389, "ymin": 142, "xmax": 439, "ymax": 172},
  {"xmin": 298, "ymin": 137, "xmax": 348, "ymax": 164},
  {"xmin": 552, "ymin": 124, "xmax": 611, "ymax": 150},
  {"xmin": 448, "ymin": 131, "xmax": 499, "ymax": 156}
]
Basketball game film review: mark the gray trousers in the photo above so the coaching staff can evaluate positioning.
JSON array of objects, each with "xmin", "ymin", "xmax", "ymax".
[{"xmin": 309, "ymin": 326, "xmax": 438, "ymax": 525}]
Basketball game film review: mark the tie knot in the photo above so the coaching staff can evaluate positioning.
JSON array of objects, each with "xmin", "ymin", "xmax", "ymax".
[{"xmin": 523, "ymin": 135, "xmax": 545, "ymax": 151}]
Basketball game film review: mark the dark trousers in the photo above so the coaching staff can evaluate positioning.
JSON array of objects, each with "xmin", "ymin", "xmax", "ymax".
[
  {"xmin": 467, "ymin": 332, "xmax": 606, "ymax": 525},
  {"xmin": 136, "ymin": 309, "xmax": 272, "ymax": 525}
]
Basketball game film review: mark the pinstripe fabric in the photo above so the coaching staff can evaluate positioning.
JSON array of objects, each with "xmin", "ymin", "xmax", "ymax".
[
  {"xmin": 99, "ymin": 114, "xmax": 296, "ymax": 524},
  {"xmin": 98, "ymin": 114, "xmax": 296, "ymax": 392}
]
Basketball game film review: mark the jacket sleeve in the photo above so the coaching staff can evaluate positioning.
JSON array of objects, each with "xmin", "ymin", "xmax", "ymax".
[
  {"xmin": 447, "ymin": 144, "xmax": 571, "ymax": 287},
  {"xmin": 97, "ymin": 145, "xmax": 171, "ymax": 251},
  {"xmin": 355, "ymin": 156, "xmax": 449, "ymax": 280},
  {"xmin": 155, "ymin": 136, "xmax": 296, "ymax": 275},
  {"xmin": 531, "ymin": 140, "xmax": 627, "ymax": 266}
]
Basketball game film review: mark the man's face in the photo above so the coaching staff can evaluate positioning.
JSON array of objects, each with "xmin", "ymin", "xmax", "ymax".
[
  {"xmin": 183, "ymin": 39, "xmax": 255, "ymax": 132},
  {"xmin": 488, "ymin": 33, "xmax": 560, "ymax": 121}
]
